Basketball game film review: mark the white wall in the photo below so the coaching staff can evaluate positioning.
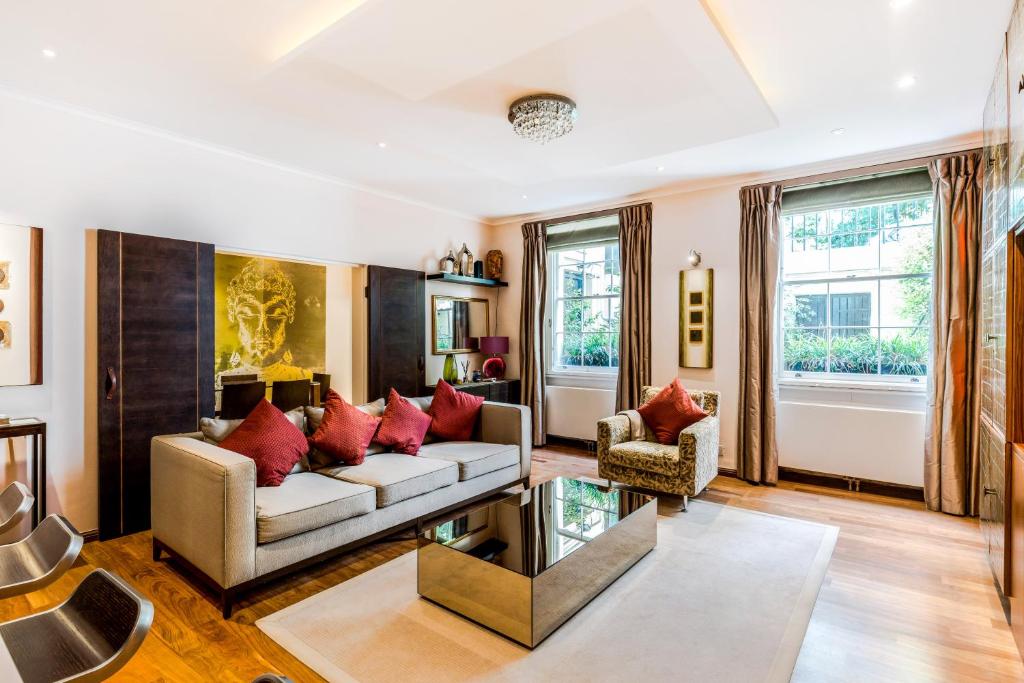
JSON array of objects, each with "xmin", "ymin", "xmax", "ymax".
[
  {"xmin": 494, "ymin": 183, "xmax": 926, "ymax": 481},
  {"xmin": 0, "ymin": 92, "xmax": 488, "ymax": 533}
]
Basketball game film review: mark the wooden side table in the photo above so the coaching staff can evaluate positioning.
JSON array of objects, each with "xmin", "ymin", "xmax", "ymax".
[{"xmin": 0, "ymin": 418, "xmax": 46, "ymax": 528}]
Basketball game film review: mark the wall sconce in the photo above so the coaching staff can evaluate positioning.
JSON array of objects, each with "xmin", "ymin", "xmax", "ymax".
[{"xmin": 687, "ymin": 250, "xmax": 702, "ymax": 267}]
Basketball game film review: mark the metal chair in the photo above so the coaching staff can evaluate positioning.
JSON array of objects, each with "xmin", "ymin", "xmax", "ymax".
[
  {"xmin": 252, "ymin": 676, "xmax": 294, "ymax": 683},
  {"xmin": 0, "ymin": 569, "xmax": 153, "ymax": 682},
  {"xmin": 220, "ymin": 380, "xmax": 267, "ymax": 419},
  {"xmin": 0, "ymin": 514, "xmax": 83, "ymax": 599},
  {"xmin": 0, "ymin": 482, "xmax": 34, "ymax": 536},
  {"xmin": 271, "ymin": 379, "xmax": 312, "ymax": 413}
]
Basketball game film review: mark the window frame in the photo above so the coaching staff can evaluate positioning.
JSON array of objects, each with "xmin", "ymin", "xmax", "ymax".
[
  {"xmin": 777, "ymin": 194, "xmax": 933, "ymax": 391},
  {"xmin": 545, "ymin": 238, "xmax": 622, "ymax": 383}
]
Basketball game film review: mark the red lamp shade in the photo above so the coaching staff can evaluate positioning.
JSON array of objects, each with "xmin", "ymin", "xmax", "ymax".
[
  {"xmin": 480, "ymin": 336, "xmax": 509, "ymax": 380},
  {"xmin": 479, "ymin": 336, "xmax": 509, "ymax": 355}
]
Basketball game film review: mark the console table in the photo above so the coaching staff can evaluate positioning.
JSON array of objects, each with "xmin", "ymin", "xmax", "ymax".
[
  {"xmin": 427, "ymin": 379, "xmax": 520, "ymax": 404},
  {"xmin": 0, "ymin": 418, "xmax": 46, "ymax": 528}
]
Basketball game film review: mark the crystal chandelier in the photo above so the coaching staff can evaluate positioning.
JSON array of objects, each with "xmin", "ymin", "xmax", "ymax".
[{"xmin": 507, "ymin": 94, "xmax": 578, "ymax": 144}]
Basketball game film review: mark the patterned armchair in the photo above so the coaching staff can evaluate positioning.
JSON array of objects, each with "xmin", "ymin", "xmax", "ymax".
[{"xmin": 597, "ymin": 386, "xmax": 720, "ymax": 510}]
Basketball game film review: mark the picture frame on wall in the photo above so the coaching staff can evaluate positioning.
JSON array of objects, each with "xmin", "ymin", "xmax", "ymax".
[
  {"xmin": 0, "ymin": 224, "xmax": 43, "ymax": 386},
  {"xmin": 679, "ymin": 268, "xmax": 713, "ymax": 369}
]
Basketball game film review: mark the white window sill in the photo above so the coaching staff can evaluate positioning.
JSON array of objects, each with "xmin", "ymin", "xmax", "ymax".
[
  {"xmin": 547, "ymin": 370, "xmax": 618, "ymax": 391},
  {"xmin": 778, "ymin": 377, "xmax": 926, "ymax": 394}
]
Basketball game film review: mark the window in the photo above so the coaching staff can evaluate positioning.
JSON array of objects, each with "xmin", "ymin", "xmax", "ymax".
[
  {"xmin": 546, "ymin": 216, "xmax": 621, "ymax": 375},
  {"xmin": 780, "ymin": 182, "xmax": 934, "ymax": 385}
]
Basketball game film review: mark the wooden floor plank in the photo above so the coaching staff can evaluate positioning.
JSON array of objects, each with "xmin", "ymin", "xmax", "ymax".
[{"xmin": 0, "ymin": 446, "xmax": 1018, "ymax": 681}]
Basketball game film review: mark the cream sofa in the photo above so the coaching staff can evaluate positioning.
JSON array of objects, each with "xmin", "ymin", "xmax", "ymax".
[{"xmin": 150, "ymin": 397, "xmax": 531, "ymax": 617}]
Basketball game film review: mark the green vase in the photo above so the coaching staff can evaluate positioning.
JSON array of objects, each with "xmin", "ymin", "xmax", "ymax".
[{"xmin": 442, "ymin": 353, "xmax": 459, "ymax": 383}]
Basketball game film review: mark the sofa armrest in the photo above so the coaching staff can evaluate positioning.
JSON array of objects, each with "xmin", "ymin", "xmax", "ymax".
[
  {"xmin": 151, "ymin": 435, "xmax": 257, "ymax": 589},
  {"xmin": 597, "ymin": 415, "xmax": 632, "ymax": 460},
  {"xmin": 678, "ymin": 415, "xmax": 720, "ymax": 492},
  {"xmin": 480, "ymin": 402, "xmax": 532, "ymax": 479}
]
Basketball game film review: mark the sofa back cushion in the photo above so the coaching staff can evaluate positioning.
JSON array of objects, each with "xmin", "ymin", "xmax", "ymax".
[
  {"xmin": 376, "ymin": 388, "xmax": 432, "ymax": 455},
  {"xmin": 637, "ymin": 379, "xmax": 708, "ymax": 445},
  {"xmin": 201, "ymin": 407, "xmax": 309, "ymax": 473},
  {"xmin": 429, "ymin": 380, "xmax": 484, "ymax": 441},
  {"xmin": 307, "ymin": 389, "xmax": 382, "ymax": 466},
  {"xmin": 218, "ymin": 399, "xmax": 310, "ymax": 487}
]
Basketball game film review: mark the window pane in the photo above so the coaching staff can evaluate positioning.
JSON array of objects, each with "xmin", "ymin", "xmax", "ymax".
[
  {"xmin": 880, "ymin": 327, "xmax": 929, "ymax": 376},
  {"xmin": 783, "ymin": 212, "xmax": 828, "ymax": 274},
  {"xmin": 879, "ymin": 277, "xmax": 931, "ymax": 327},
  {"xmin": 829, "ymin": 279, "xmax": 879, "ymax": 327},
  {"xmin": 829, "ymin": 231, "xmax": 880, "ymax": 272},
  {"xmin": 782, "ymin": 282, "xmax": 827, "ymax": 328},
  {"xmin": 829, "ymin": 328, "xmax": 879, "ymax": 375},
  {"xmin": 558, "ymin": 333, "xmax": 583, "ymax": 367},
  {"xmin": 784, "ymin": 329, "xmax": 827, "ymax": 372},
  {"xmin": 880, "ymin": 225, "xmax": 932, "ymax": 275},
  {"xmin": 581, "ymin": 333, "xmax": 614, "ymax": 367},
  {"xmin": 557, "ymin": 264, "xmax": 584, "ymax": 298}
]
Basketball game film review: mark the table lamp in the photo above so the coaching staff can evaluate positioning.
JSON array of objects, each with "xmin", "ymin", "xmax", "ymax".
[{"xmin": 479, "ymin": 336, "xmax": 509, "ymax": 380}]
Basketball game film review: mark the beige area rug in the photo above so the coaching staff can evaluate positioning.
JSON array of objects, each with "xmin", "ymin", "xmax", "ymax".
[{"xmin": 258, "ymin": 500, "xmax": 838, "ymax": 683}]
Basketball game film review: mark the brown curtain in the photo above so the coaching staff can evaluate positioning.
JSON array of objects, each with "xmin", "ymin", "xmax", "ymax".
[
  {"xmin": 520, "ymin": 221, "xmax": 547, "ymax": 446},
  {"xmin": 925, "ymin": 152, "xmax": 983, "ymax": 515},
  {"xmin": 616, "ymin": 203, "xmax": 653, "ymax": 412},
  {"xmin": 738, "ymin": 183, "xmax": 782, "ymax": 485}
]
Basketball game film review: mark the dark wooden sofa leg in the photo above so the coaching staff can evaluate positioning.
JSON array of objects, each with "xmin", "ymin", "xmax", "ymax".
[
  {"xmin": 152, "ymin": 538, "xmax": 162, "ymax": 562},
  {"xmin": 221, "ymin": 589, "xmax": 234, "ymax": 619}
]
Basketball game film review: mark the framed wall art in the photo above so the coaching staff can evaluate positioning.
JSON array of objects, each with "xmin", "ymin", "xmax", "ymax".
[
  {"xmin": 679, "ymin": 268, "xmax": 713, "ymax": 369},
  {"xmin": 0, "ymin": 224, "xmax": 43, "ymax": 386}
]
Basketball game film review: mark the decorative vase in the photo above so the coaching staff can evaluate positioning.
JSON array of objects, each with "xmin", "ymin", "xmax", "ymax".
[
  {"xmin": 442, "ymin": 353, "xmax": 459, "ymax": 383},
  {"xmin": 485, "ymin": 250, "xmax": 504, "ymax": 280},
  {"xmin": 440, "ymin": 250, "xmax": 456, "ymax": 274},
  {"xmin": 456, "ymin": 243, "xmax": 473, "ymax": 276}
]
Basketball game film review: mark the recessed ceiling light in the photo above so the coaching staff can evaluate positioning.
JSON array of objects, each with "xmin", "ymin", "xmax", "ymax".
[
  {"xmin": 377, "ymin": 141, "xmax": 387, "ymax": 149},
  {"xmin": 521, "ymin": 194, "xmax": 528, "ymax": 200},
  {"xmin": 896, "ymin": 74, "xmax": 917, "ymax": 89},
  {"xmin": 656, "ymin": 165, "xmax": 665, "ymax": 172},
  {"xmin": 41, "ymin": 48, "xmax": 56, "ymax": 59},
  {"xmin": 890, "ymin": 0, "xmax": 913, "ymax": 9},
  {"xmin": 831, "ymin": 128, "xmax": 846, "ymax": 136}
]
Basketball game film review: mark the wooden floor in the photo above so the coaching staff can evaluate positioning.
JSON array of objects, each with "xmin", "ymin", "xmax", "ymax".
[{"xmin": 3, "ymin": 446, "xmax": 1022, "ymax": 682}]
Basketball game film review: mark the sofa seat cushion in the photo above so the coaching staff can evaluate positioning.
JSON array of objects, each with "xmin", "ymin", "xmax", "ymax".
[
  {"xmin": 318, "ymin": 452, "xmax": 458, "ymax": 507},
  {"xmin": 605, "ymin": 441, "xmax": 680, "ymax": 477},
  {"xmin": 417, "ymin": 442, "xmax": 519, "ymax": 481},
  {"xmin": 255, "ymin": 472, "xmax": 376, "ymax": 544}
]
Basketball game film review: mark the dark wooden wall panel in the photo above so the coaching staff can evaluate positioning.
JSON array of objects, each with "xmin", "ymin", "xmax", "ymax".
[
  {"xmin": 367, "ymin": 266, "xmax": 424, "ymax": 400},
  {"xmin": 97, "ymin": 230, "xmax": 215, "ymax": 539}
]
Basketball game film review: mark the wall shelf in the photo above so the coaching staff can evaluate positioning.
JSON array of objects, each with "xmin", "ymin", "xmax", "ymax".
[{"xmin": 426, "ymin": 273, "xmax": 508, "ymax": 288}]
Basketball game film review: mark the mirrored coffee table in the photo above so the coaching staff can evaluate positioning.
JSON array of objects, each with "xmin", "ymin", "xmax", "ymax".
[{"xmin": 418, "ymin": 477, "xmax": 656, "ymax": 648}]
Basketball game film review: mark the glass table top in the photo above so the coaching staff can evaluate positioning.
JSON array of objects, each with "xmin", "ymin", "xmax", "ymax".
[{"xmin": 420, "ymin": 477, "xmax": 655, "ymax": 579}]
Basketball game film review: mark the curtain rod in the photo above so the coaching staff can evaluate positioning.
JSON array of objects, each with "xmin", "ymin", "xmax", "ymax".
[
  {"xmin": 541, "ymin": 201, "xmax": 650, "ymax": 227},
  {"xmin": 773, "ymin": 148, "xmax": 982, "ymax": 192}
]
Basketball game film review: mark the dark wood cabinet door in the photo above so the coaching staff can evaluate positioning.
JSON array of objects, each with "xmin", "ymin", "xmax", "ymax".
[
  {"xmin": 97, "ymin": 230, "xmax": 214, "ymax": 540},
  {"xmin": 367, "ymin": 265, "xmax": 424, "ymax": 400}
]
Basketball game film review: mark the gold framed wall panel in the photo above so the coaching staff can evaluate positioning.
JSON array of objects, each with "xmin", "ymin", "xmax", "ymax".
[{"xmin": 679, "ymin": 269, "xmax": 713, "ymax": 369}]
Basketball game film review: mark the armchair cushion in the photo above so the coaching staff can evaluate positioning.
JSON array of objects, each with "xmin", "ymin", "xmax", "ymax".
[
  {"xmin": 604, "ymin": 441, "xmax": 679, "ymax": 477},
  {"xmin": 637, "ymin": 379, "xmax": 708, "ymax": 445}
]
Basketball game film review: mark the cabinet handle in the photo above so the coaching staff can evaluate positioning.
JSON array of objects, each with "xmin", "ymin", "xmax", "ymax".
[
  {"xmin": 987, "ymin": 334, "xmax": 999, "ymax": 341},
  {"xmin": 105, "ymin": 366, "xmax": 118, "ymax": 400},
  {"xmin": 984, "ymin": 487, "xmax": 998, "ymax": 496}
]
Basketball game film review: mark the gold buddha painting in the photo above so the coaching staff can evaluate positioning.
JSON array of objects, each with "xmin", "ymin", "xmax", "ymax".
[{"xmin": 214, "ymin": 253, "xmax": 326, "ymax": 388}]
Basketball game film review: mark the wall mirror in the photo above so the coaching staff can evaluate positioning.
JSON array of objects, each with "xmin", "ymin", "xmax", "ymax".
[{"xmin": 432, "ymin": 296, "xmax": 489, "ymax": 354}]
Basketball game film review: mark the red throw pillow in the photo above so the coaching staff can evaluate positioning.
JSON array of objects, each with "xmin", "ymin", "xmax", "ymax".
[
  {"xmin": 308, "ymin": 389, "xmax": 382, "ymax": 465},
  {"xmin": 219, "ymin": 399, "xmax": 309, "ymax": 487},
  {"xmin": 429, "ymin": 380, "xmax": 485, "ymax": 441},
  {"xmin": 376, "ymin": 388, "xmax": 432, "ymax": 455},
  {"xmin": 637, "ymin": 379, "xmax": 709, "ymax": 445}
]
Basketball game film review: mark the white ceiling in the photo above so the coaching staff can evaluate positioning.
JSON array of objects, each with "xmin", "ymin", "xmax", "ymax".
[{"xmin": 0, "ymin": 0, "xmax": 1012, "ymax": 220}]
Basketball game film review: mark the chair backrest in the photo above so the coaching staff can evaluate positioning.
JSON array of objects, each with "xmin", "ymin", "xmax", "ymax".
[
  {"xmin": 252, "ymin": 676, "xmax": 294, "ymax": 683},
  {"xmin": 0, "ymin": 569, "xmax": 153, "ymax": 682},
  {"xmin": 222, "ymin": 373, "xmax": 258, "ymax": 384},
  {"xmin": 312, "ymin": 373, "xmax": 331, "ymax": 400},
  {"xmin": 221, "ymin": 381, "xmax": 267, "ymax": 419},
  {"xmin": 0, "ymin": 482, "xmax": 33, "ymax": 537},
  {"xmin": 271, "ymin": 379, "xmax": 312, "ymax": 413},
  {"xmin": 640, "ymin": 386, "xmax": 720, "ymax": 417}
]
